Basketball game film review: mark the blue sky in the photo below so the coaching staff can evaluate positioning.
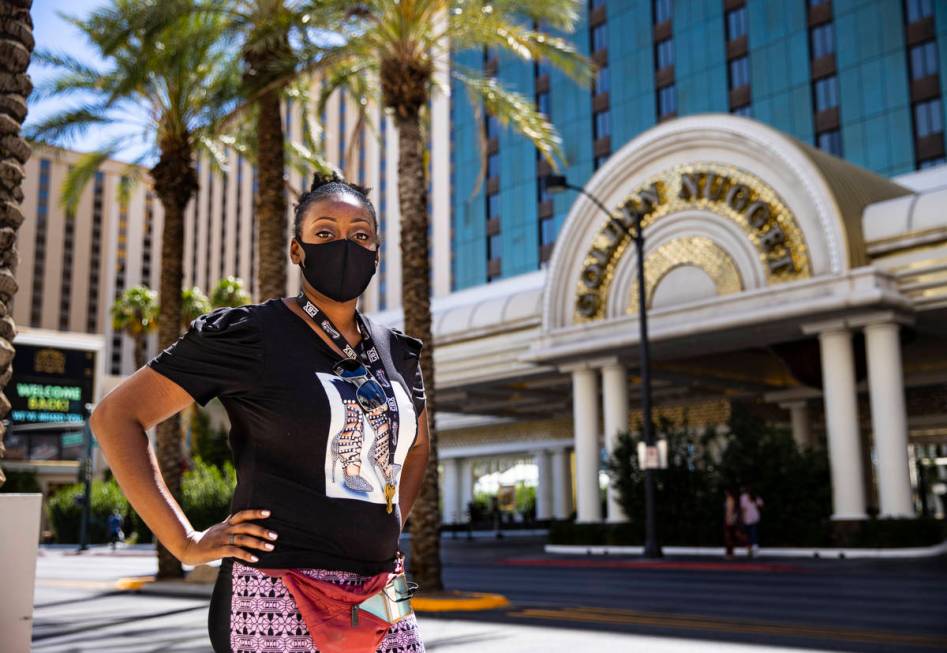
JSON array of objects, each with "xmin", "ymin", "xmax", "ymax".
[{"xmin": 28, "ymin": 0, "xmax": 152, "ymax": 164}]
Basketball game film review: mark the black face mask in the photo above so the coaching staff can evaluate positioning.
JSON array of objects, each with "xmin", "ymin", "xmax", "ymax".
[{"xmin": 294, "ymin": 237, "xmax": 378, "ymax": 302}]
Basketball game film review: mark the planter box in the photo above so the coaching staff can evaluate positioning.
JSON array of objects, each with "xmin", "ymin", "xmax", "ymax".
[{"xmin": 0, "ymin": 493, "xmax": 43, "ymax": 653}]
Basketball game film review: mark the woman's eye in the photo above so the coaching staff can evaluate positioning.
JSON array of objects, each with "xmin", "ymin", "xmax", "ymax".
[
  {"xmin": 315, "ymin": 230, "xmax": 334, "ymax": 239},
  {"xmin": 353, "ymin": 233, "xmax": 369, "ymax": 241}
]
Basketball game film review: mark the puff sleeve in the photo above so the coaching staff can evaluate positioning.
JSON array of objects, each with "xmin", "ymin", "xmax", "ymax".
[
  {"xmin": 392, "ymin": 328, "xmax": 425, "ymax": 417},
  {"xmin": 147, "ymin": 305, "xmax": 263, "ymax": 407}
]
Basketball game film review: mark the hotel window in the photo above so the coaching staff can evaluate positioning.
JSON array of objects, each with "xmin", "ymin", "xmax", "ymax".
[
  {"xmin": 338, "ymin": 90, "xmax": 346, "ymax": 170},
  {"xmin": 220, "ymin": 170, "xmax": 228, "ymax": 278},
  {"xmin": 60, "ymin": 167, "xmax": 76, "ymax": 331},
  {"xmin": 534, "ymin": 24, "xmax": 556, "ymax": 266},
  {"xmin": 31, "ymin": 158, "xmax": 50, "ymax": 326},
  {"xmin": 810, "ymin": 24, "xmax": 835, "ymax": 59},
  {"xmin": 725, "ymin": 0, "xmax": 751, "ymax": 115},
  {"xmin": 655, "ymin": 38, "xmax": 674, "ymax": 70},
  {"xmin": 817, "ymin": 129, "xmax": 842, "ymax": 156},
  {"xmin": 235, "ymin": 156, "xmax": 243, "ymax": 275},
  {"xmin": 906, "ymin": 0, "xmax": 933, "ymax": 23},
  {"xmin": 589, "ymin": 0, "xmax": 611, "ymax": 170},
  {"xmin": 654, "ymin": 0, "xmax": 672, "ymax": 24},
  {"xmin": 658, "ymin": 84, "xmax": 677, "ymax": 118},
  {"xmin": 729, "ymin": 57, "xmax": 750, "ymax": 89},
  {"xmin": 652, "ymin": 0, "xmax": 675, "ymax": 124},
  {"xmin": 484, "ymin": 47, "xmax": 501, "ymax": 282},
  {"xmin": 204, "ymin": 168, "xmax": 213, "ymax": 289},
  {"xmin": 142, "ymin": 191, "xmax": 154, "ymax": 286},
  {"xmin": 814, "ymin": 76, "xmax": 839, "ymax": 112},
  {"xmin": 726, "ymin": 6, "xmax": 747, "ymax": 42},
  {"xmin": 809, "ymin": 1, "xmax": 842, "ymax": 156},
  {"xmin": 593, "ymin": 65, "xmax": 610, "ymax": 95},
  {"xmin": 914, "ymin": 99, "xmax": 944, "ymax": 138},
  {"xmin": 86, "ymin": 170, "xmax": 105, "ymax": 332},
  {"xmin": 904, "ymin": 0, "xmax": 945, "ymax": 168},
  {"xmin": 909, "ymin": 41, "xmax": 939, "ymax": 80}
]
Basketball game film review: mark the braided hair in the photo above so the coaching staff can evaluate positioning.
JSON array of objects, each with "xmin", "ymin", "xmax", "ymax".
[{"xmin": 293, "ymin": 170, "xmax": 379, "ymax": 241}]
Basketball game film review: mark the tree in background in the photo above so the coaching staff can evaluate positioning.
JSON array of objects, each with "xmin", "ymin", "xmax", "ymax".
[
  {"xmin": 210, "ymin": 275, "xmax": 252, "ymax": 308},
  {"xmin": 315, "ymin": 0, "xmax": 591, "ymax": 592},
  {"xmin": 28, "ymin": 2, "xmax": 241, "ymax": 578},
  {"xmin": 111, "ymin": 286, "xmax": 159, "ymax": 369},
  {"xmin": 181, "ymin": 286, "xmax": 213, "ymax": 330},
  {"xmin": 607, "ymin": 406, "xmax": 832, "ymax": 547},
  {"xmin": 0, "ymin": 0, "xmax": 34, "ymax": 487}
]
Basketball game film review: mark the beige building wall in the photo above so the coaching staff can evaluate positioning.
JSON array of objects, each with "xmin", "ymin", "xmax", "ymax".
[{"xmin": 15, "ymin": 146, "xmax": 164, "ymax": 378}]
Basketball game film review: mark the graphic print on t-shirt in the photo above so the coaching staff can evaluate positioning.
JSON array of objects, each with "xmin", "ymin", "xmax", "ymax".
[{"xmin": 316, "ymin": 372, "xmax": 417, "ymax": 504}]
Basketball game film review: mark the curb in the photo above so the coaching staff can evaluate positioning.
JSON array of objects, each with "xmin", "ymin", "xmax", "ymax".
[
  {"xmin": 412, "ymin": 592, "xmax": 510, "ymax": 612},
  {"xmin": 544, "ymin": 540, "xmax": 947, "ymax": 560},
  {"xmin": 117, "ymin": 576, "xmax": 511, "ymax": 612},
  {"xmin": 115, "ymin": 576, "xmax": 214, "ymax": 597}
]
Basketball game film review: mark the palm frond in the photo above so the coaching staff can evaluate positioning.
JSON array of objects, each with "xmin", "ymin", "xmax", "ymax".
[
  {"xmin": 454, "ymin": 68, "xmax": 564, "ymax": 168},
  {"xmin": 59, "ymin": 147, "xmax": 119, "ymax": 214},
  {"xmin": 24, "ymin": 106, "xmax": 118, "ymax": 145}
]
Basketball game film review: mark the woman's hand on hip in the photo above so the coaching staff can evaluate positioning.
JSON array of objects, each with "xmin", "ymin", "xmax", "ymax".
[{"xmin": 179, "ymin": 509, "xmax": 279, "ymax": 565}]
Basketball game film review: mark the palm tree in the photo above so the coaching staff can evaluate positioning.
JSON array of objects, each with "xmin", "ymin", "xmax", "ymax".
[
  {"xmin": 181, "ymin": 286, "xmax": 212, "ymax": 329},
  {"xmin": 315, "ymin": 1, "xmax": 590, "ymax": 591},
  {"xmin": 210, "ymin": 275, "xmax": 252, "ymax": 308},
  {"xmin": 0, "ymin": 0, "xmax": 34, "ymax": 488},
  {"xmin": 27, "ymin": 2, "xmax": 241, "ymax": 578},
  {"xmin": 111, "ymin": 286, "xmax": 159, "ymax": 369}
]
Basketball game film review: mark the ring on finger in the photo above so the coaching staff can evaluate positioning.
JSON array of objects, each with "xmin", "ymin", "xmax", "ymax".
[{"xmin": 228, "ymin": 533, "xmax": 236, "ymax": 546}]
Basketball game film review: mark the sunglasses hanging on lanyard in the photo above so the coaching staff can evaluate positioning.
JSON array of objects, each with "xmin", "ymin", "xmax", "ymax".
[{"xmin": 294, "ymin": 291, "xmax": 400, "ymax": 513}]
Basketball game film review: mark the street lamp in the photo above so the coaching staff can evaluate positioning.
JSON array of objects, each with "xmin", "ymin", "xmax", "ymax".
[{"xmin": 545, "ymin": 174, "xmax": 662, "ymax": 559}]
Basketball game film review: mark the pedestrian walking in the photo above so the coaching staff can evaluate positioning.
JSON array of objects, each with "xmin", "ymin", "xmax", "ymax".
[
  {"xmin": 107, "ymin": 509, "xmax": 124, "ymax": 550},
  {"xmin": 91, "ymin": 172, "xmax": 429, "ymax": 652},
  {"xmin": 723, "ymin": 486, "xmax": 741, "ymax": 559},
  {"xmin": 740, "ymin": 486, "xmax": 764, "ymax": 557}
]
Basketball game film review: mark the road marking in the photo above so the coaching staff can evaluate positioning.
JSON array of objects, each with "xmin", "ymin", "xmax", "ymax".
[{"xmin": 508, "ymin": 606, "xmax": 947, "ymax": 648}]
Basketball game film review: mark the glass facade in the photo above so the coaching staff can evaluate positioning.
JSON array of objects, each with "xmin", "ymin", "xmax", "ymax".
[{"xmin": 448, "ymin": 0, "xmax": 947, "ymax": 291}]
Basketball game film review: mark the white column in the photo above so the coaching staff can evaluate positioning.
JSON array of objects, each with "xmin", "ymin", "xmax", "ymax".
[
  {"xmin": 551, "ymin": 448, "xmax": 572, "ymax": 519},
  {"xmin": 440, "ymin": 458, "xmax": 461, "ymax": 525},
  {"xmin": 783, "ymin": 401, "xmax": 812, "ymax": 450},
  {"xmin": 460, "ymin": 459, "xmax": 474, "ymax": 523},
  {"xmin": 865, "ymin": 322, "xmax": 914, "ymax": 517},
  {"xmin": 535, "ymin": 450, "xmax": 554, "ymax": 520},
  {"xmin": 601, "ymin": 362, "xmax": 629, "ymax": 523},
  {"xmin": 819, "ymin": 329, "xmax": 867, "ymax": 520},
  {"xmin": 571, "ymin": 367, "xmax": 602, "ymax": 522}
]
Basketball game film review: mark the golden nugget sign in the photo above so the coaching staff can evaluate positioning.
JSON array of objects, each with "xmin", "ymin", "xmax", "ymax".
[{"xmin": 575, "ymin": 164, "xmax": 810, "ymax": 320}]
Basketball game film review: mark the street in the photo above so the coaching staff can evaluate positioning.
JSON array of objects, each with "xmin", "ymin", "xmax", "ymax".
[{"xmin": 32, "ymin": 538, "xmax": 947, "ymax": 652}]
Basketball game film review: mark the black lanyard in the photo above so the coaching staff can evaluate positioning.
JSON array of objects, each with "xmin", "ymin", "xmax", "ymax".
[{"xmin": 293, "ymin": 292, "xmax": 400, "ymax": 467}]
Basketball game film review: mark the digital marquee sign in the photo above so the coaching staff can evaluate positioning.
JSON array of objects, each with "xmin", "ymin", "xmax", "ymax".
[{"xmin": 9, "ymin": 343, "xmax": 95, "ymax": 425}]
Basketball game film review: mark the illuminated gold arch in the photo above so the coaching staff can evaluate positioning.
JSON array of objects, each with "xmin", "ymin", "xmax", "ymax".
[
  {"xmin": 574, "ymin": 163, "xmax": 811, "ymax": 322},
  {"xmin": 627, "ymin": 236, "xmax": 743, "ymax": 311}
]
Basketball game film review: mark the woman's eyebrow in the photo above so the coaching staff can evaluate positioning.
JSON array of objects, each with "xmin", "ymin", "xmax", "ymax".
[{"xmin": 312, "ymin": 215, "xmax": 371, "ymax": 224}]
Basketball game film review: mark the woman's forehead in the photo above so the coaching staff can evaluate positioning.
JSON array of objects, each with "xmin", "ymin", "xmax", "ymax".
[{"xmin": 303, "ymin": 193, "xmax": 373, "ymax": 226}]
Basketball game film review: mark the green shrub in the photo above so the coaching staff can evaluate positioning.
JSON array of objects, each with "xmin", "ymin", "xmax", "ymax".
[
  {"xmin": 182, "ymin": 456, "xmax": 237, "ymax": 531},
  {"xmin": 46, "ymin": 479, "xmax": 129, "ymax": 543},
  {"xmin": 190, "ymin": 407, "xmax": 232, "ymax": 470},
  {"xmin": 596, "ymin": 405, "xmax": 836, "ymax": 548}
]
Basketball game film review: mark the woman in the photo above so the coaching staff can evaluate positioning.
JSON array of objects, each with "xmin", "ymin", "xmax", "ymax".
[{"xmin": 90, "ymin": 172, "xmax": 430, "ymax": 652}]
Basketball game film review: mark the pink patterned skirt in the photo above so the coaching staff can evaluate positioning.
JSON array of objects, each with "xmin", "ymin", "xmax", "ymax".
[{"xmin": 208, "ymin": 558, "xmax": 425, "ymax": 653}]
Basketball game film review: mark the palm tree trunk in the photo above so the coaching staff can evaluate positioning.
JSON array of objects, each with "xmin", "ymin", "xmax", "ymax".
[
  {"xmin": 254, "ymin": 86, "xmax": 287, "ymax": 301},
  {"xmin": 151, "ymin": 135, "xmax": 198, "ymax": 579},
  {"xmin": 0, "ymin": 0, "xmax": 33, "ymax": 488},
  {"xmin": 394, "ymin": 112, "xmax": 443, "ymax": 592},
  {"xmin": 133, "ymin": 334, "xmax": 146, "ymax": 370}
]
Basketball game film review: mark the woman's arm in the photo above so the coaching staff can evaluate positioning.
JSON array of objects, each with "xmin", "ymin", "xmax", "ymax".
[
  {"xmin": 398, "ymin": 406, "xmax": 431, "ymax": 529},
  {"xmin": 90, "ymin": 366, "xmax": 274, "ymax": 564}
]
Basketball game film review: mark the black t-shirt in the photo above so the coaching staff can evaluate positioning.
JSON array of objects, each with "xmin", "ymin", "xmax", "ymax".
[{"xmin": 146, "ymin": 297, "xmax": 425, "ymax": 575}]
